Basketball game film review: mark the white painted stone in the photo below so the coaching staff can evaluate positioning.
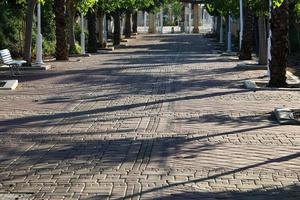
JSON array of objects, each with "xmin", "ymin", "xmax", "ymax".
[
  {"xmin": 0, "ymin": 80, "xmax": 18, "ymax": 90},
  {"xmin": 286, "ymin": 71, "xmax": 300, "ymax": 84},
  {"xmin": 274, "ymin": 108, "xmax": 300, "ymax": 124},
  {"xmin": 244, "ymin": 80, "xmax": 258, "ymax": 89}
]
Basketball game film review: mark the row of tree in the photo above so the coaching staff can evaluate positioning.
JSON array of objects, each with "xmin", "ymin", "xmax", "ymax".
[
  {"xmin": 1, "ymin": 0, "xmax": 176, "ymax": 64},
  {"xmin": 206, "ymin": 0, "xmax": 300, "ymax": 87},
  {"xmin": 19, "ymin": 0, "xmax": 174, "ymax": 63}
]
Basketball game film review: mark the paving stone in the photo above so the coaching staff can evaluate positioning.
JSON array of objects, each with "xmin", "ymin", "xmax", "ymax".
[{"xmin": 0, "ymin": 34, "xmax": 299, "ymax": 199}]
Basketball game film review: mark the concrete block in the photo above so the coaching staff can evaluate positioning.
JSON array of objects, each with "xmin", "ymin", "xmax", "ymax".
[
  {"xmin": 0, "ymin": 80, "xmax": 18, "ymax": 90},
  {"xmin": 244, "ymin": 80, "xmax": 258, "ymax": 89},
  {"xmin": 274, "ymin": 108, "xmax": 300, "ymax": 125}
]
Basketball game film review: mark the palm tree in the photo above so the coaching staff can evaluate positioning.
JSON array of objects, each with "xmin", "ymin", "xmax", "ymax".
[
  {"xmin": 54, "ymin": 0, "xmax": 68, "ymax": 60},
  {"xmin": 66, "ymin": 0, "xmax": 76, "ymax": 54},
  {"xmin": 132, "ymin": 11, "xmax": 138, "ymax": 34},
  {"xmin": 98, "ymin": 10, "xmax": 106, "ymax": 48},
  {"xmin": 124, "ymin": 12, "xmax": 132, "ymax": 38},
  {"xmin": 23, "ymin": 0, "xmax": 36, "ymax": 64},
  {"xmin": 239, "ymin": 4, "xmax": 254, "ymax": 60},
  {"xmin": 258, "ymin": 16, "xmax": 268, "ymax": 65},
  {"xmin": 112, "ymin": 11, "xmax": 121, "ymax": 45},
  {"xmin": 269, "ymin": 0, "xmax": 289, "ymax": 87},
  {"xmin": 87, "ymin": 9, "xmax": 98, "ymax": 53}
]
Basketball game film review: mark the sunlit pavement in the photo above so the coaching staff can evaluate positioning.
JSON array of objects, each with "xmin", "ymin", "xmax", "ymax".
[{"xmin": 0, "ymin": 34, "xmax": 300, "ymax": 199}]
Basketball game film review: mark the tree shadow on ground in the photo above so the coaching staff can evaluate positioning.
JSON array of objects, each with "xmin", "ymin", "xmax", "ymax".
[
  {"xmin": 154, "ymin": 184, "xmax": 300, "ymax": 200},
  {"xmin": 83, "ymin": 150, "xmax": 300, "ymax": 200},
  {"xmin": 0, "ymin": 124, "xmax": 281, "ymax": 187},
  {"xmin": 173, "ymin": 112, "xmax": 277, "ymax": 128},
  {"xmin": 0, "ymin": 89, "xmax": 249, "ymax": 132}
]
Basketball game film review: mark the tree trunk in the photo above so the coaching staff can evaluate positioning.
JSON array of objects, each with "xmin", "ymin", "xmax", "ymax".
[
  {"xmin": 98, "ymin": 10, "xmax": 105, "ymax": 48},
  {"xmin": 269, "ymin": 0, "xmax": 289, "ymax": 87},
  {"xmin": 148, "ymin": 12, "xmax": 156, "ymax": 34},
  {"xmin": 239, "ymin": 6, "xmax": 254, "ymax": 60},
  {"xmin": 23, "ymin": 0, "xmax": 36, "ymax": 64},
  {"xmin": 192, "ymin": 3, "xmax": 199, "ymax": 33},
  {"xmin": 168, "ymin": 4, "xmax": 173, "ymax": 24},
  {"xmin": 113, "ymin": 12, "xmax": 121, "ymax": 46},
  {"xmin": 66, "ymin": 0, "xmax": 76, "ymax": 53},
  {"xmin": 87, "ymin": 10, "xmax": 98, "ymax": 53},
  {"xmin": 54, "ymin": 0, "xmax": 68, "ymax": 60},
  {"xmin": 124, "ymin": 12, "xmax": 132, "ymax": 38},
  {"xmin": 132, "ymin": 11, "xmax": 138, "ymax": 33},
  {"xmin": 258, "ymin": 16, "xmax": 268, "ymax": 65}
]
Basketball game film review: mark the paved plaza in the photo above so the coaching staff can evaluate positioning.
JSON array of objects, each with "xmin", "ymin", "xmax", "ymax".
[{"xmin": 0, "ymin": 34, "xmax": 300, "ymax": 199}]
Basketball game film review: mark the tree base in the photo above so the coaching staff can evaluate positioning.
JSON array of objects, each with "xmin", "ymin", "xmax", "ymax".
[{"xmin": 268, "ymin": 79, "xmax": 287, "ymax": 88}]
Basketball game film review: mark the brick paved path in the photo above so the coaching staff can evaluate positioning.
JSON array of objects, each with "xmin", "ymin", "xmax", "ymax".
[{"xmin": 0, "ymin": 34, "xmax": 300, "ymax": 199}]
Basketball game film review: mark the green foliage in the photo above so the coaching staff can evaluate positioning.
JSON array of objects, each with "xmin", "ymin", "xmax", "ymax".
[
  {"xmin": 75, "ymin": 0, "xmax": 97, "ymax": 14},
  {"xmin": 69, "ymin": 42, "xmax": 82, "ymax": 54},
  {"xmin": 42, "ymin": 0, "xmax": 55, "ymax": 41},
  {"xmin": 205, "ymin": 0, "xmax": 239, "ymax": 17},
  {"xmin": 42, "ymin": 39, "xmax": 56, "ymax": 56},
  {"xmin": 0, "ymin": 1, "xmax": 25, "ymax": 54}
]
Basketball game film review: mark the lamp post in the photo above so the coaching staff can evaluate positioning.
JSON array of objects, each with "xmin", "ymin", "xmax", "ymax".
[
  {"xmin": 160, "ymin": 6, "xmax": 163, "ymax": 34},
  {"xmin": 188, "ymin": 3, "xmax": 192, "ymax": 33},
  {"xmin": 239, "ymin": 0, "xmax": 243, "ymax": 50},
  {"xmin": 220, "ymin": 16, "xmax": 223, "ymax": 43},
  {"xmin": 184, "ymin": 4, "xmax": 188, "ymax": 33},
  {"xmin": 227, "ymin": 14, "xmax": 232, "ymax": 52},
  {"xmin": 103, "ymin": 14, "xmax": 107, "ymax": 47},
  {"xmin": 144, "ymin": 11, "xmax": 147, "ymax": 33},
  {"xmin": 80, "ymin": 12, "xmax": 86, "ymax": 55},
  {"xmin": 35, "ymin": 3, "xmax": 43, "ymax": 65}
]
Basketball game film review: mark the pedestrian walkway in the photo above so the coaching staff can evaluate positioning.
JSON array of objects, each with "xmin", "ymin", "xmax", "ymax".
[{"xmin": 0, "ymin": 34, "xmax": 300, "ymax": 199}]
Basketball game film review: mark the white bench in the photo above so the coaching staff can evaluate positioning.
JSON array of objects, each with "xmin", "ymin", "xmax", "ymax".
[{"xmin": 0, "ymin": 49, "xmax": 26, "ymax": 76}]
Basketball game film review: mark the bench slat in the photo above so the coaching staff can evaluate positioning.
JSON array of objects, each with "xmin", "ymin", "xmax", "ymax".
[
  {"xmin": 1, "ymin": 55, "xmax": 12, "ymax": 59},
  {"xmin": 0, "ymin": 49, "xmax": 26, "ymax": 76},
  {"xmin": 0, "ymin": 49, "xmax": 13, "ymax": 64}
]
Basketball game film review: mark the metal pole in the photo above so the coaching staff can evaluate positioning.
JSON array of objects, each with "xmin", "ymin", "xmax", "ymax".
[
  {"xmin": 35, "ymin": 3, "xmax": 43, "ymax": 65},
  {"xmin": 81, "ymin": 13, "xmax": 86, "ymax": 55},
  {"xmin": 160, "ymin": 6, "xmax": 163, "ymax": 34},
  {"xmin": 144, "ymin": 12, "xmax": 147, "ymax": 33},
  {"xmin": 103, "ymin": 14, "xmax": 107, "ymax": 47},
  {"xmin": 220, "ymin": 17, "xmax": 223, "ymax": 43},
  {"xmin": 239, "ymin": 0, "xmax": 243, "ymax": 50},
  {"xmin": 184, "ymin": 4, "xmax": 188, "ymax": 33},
  {"xmin": 227, "ymin": 15, "xmax": 232, "ymax": 52},
  {"xmin": 267, "ymin": 0, "xmax": 272, "ymax": 77},
  {"xmin": 188, "ymin": 3, "xmax": 192, "ymax": 33}
]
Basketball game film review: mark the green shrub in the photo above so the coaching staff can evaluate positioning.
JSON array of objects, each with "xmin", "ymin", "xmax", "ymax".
[{"xmin": 69, "ymin": 43, "xmax": 82, "ymax": 54}]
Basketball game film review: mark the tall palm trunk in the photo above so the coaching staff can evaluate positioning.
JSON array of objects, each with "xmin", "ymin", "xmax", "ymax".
[
  {"xmin": 239, "ymin": 6, "xmax": 254, "ymax": 60},
  {"xmin": 269, "ymin": 0, "xmax": 289, "ymax": 87},
  {"xmin": 258, "ymin": 16, "xmax": 268, "ymax": 65},
  {"xmin": 87, "ymin": 10, "xmax": 98, "ymax": 53},
  {"xmin": 54, "ymin": 0, "xmax": 68, "ymax": 60},
  {"xmin": 98, "ymin": 10, "xmax": 105, "ymax": 48},
  {"xmin": 132, "ymin": 11, "xmax": 138, "ymax": 33},
  {"xmin": 124, "ymin": 12, "xmax": 132, "ymax": 38},
  {"xmin": 113, "ymin": 12, "xmax": 121, "ymax": 45},
  {"xmin": 66, "ymin": 0, "xmax": 76, "ymax": 53},
  {"xmin": 23, "ymin": 0, "xmax": 36, "ymax": 64},
  {"xmin": 148, "ymin": 12, "xmax": 156, "ymax": 34}
]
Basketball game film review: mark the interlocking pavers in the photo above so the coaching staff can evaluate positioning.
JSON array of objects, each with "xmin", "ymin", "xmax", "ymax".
[{"xmin": 0, "ymin": 34, "xmax": 299, "ymax": 199}]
